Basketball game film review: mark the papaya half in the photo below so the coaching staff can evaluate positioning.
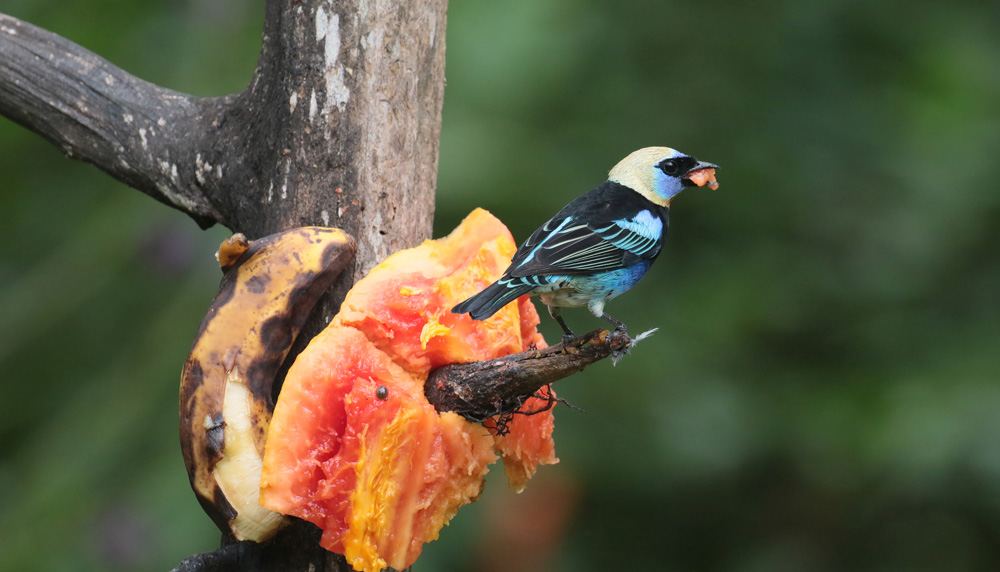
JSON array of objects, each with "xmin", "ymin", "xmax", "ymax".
[{"xmin": 260, "ymin": 209, "xmax": 558, "ymax": 572}]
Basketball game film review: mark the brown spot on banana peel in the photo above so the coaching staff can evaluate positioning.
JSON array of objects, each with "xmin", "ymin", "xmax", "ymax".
[
  {"xmin": 245, "ymin": 274, "xmax": 271, "ymax": 294},
  {"xmin": 181, "ymin": 359, "xmax": 204, "ymax": 401},
  {"xmin": 245, "ymin": 354, "xmax": 284, "ymax": 401},
  {"xmin": 178, "ymin": 227, "xmax": 355, "ymax": 542},
  {"xmin": 259, "ymin": 315, "xmax": 293, "ymax": 356}
]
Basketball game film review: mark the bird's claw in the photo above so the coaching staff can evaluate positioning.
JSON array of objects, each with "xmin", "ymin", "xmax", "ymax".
[{"xmin": 610, "ymin": 327, "xmax": 658, "ymax": 366}]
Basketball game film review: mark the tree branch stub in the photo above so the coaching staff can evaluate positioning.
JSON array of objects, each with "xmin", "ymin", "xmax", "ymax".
[
  {"xmin": 0, "ymin": 13, "xmax": 229, "ymax": 227},
  {"xmin": 426, "ymin": 329, "xmax": 632, "ymax": 422}
]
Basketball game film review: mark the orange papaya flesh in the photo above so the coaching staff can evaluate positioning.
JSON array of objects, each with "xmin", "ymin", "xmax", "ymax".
[
  {"xmin": 517, "ymin": 295, "xmax": 548, "ymax": 351},
  {"xmin": 487, "ymin": 389, "xmax": 559, "ymax": 493},
  {"xmin": 261, "ymin": 209, "xmax": 558, "ymax": 572},
  {"xmin": 334, "ymin": 208, "xmax": 527, "ymax": 375}
]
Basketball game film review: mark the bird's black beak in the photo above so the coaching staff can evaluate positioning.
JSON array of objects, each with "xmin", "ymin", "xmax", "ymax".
[
  {"xmin": 681, "ymin": 160, "xmax": 720, "ymax": 189},
  {"xmin": 684, "ymin": 160, "xmax": 719, "ymax": 175}
]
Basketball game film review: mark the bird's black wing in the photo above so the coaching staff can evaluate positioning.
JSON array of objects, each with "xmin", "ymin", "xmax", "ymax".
[{"xmin": 508, "ymin": 183, "xmax": 667, "ymax": 278}]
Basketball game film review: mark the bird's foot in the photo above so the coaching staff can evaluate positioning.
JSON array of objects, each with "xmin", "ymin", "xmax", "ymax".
[
  {"xmin": 561, "ymin": 333, "xmax": 576, "ymax": 346},
  {"xmin": 599, "ymin": 313, "xmax": 628, "ymax": 337},
  {"xmin": 610, "ymin": 327, "xmax": 659, "ymax": 366}
]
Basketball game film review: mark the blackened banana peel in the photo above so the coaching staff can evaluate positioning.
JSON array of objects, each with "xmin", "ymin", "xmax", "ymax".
[{"xmin": 179, "ymin": 227, "xmax": 356, "ymax": 542}]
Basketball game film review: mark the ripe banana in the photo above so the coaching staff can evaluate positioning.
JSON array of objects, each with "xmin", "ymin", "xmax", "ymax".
[{"xmin": 179, "ymin": 227, "xmax": 355, "ymax": 541}]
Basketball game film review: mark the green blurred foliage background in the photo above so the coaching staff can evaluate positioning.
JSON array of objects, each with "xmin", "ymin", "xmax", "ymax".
[{"xmin": 2, "ymin": 0, "xmax": 999, "ymax": 570}]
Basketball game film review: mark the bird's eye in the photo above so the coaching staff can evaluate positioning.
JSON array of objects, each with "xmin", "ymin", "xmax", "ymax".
[{"xmin": 659, "ymin": 159, "xmax": 679, "ymax": 176}]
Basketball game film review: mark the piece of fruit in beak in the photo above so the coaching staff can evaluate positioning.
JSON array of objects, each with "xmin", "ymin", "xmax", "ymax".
[{"xmin": 684, "ymin": 163, "xmax": 720, "ymax": 190}]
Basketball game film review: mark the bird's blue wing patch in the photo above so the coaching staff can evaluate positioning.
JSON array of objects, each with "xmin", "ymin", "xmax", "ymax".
[{"xmin": 593, "ymin": 209, "xmax": 663, "ymax": 257}]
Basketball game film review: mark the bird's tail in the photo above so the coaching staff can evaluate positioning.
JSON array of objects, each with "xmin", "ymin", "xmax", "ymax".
[{"xmin": 452, "ymin": 278, "xmax": 534, "ymax": 320}]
